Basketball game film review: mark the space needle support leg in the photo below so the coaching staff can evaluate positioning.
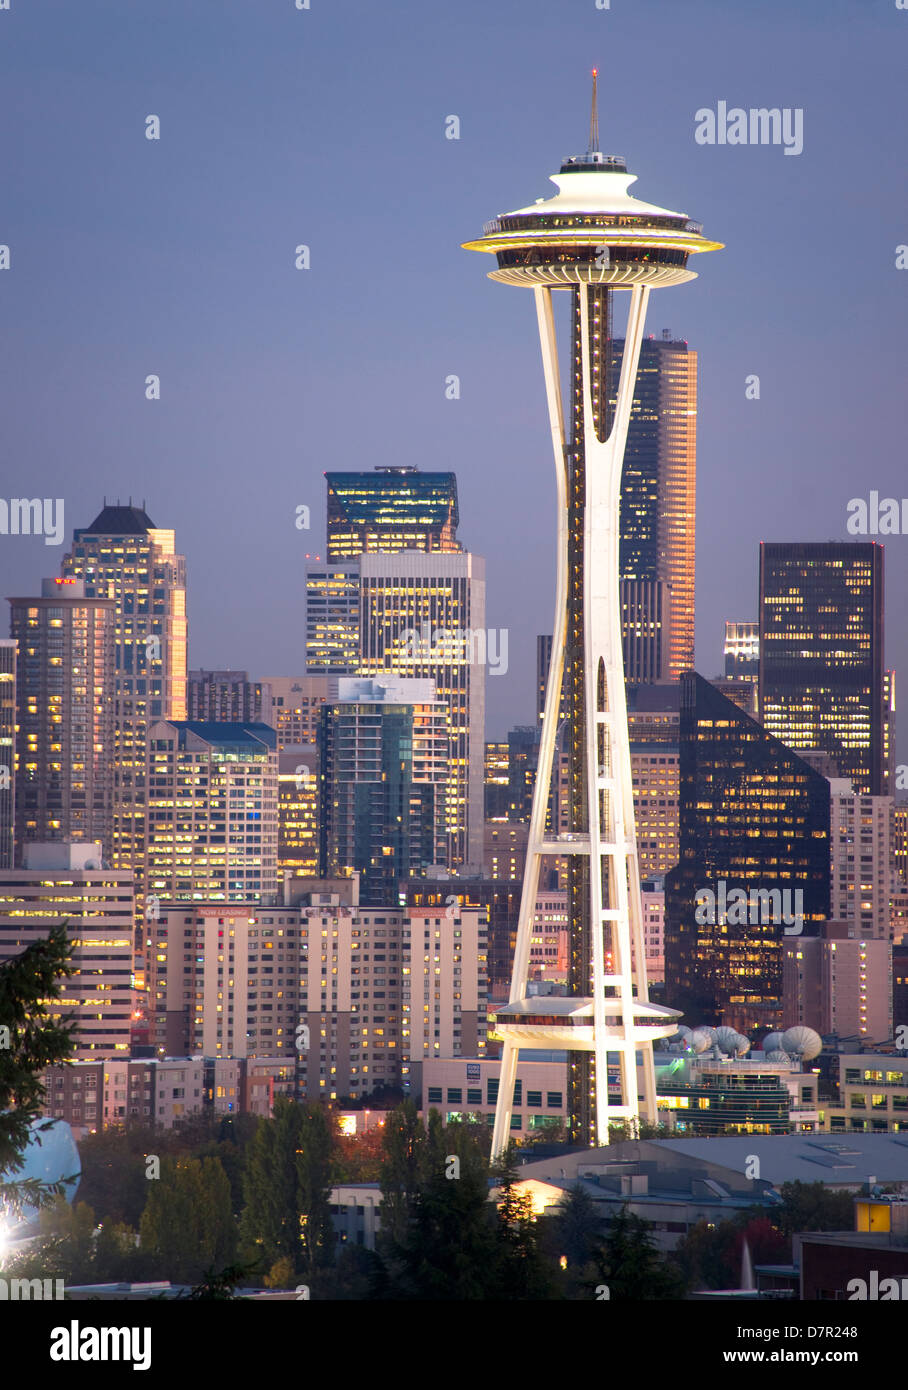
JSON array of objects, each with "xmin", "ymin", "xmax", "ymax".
[
  {"xmin": 581, "ymin": 283, "xmax": 651, "ymax": 1147},
  {"xmin": 490, "ymin": 287, "xmax": 568, "ymax": 1161}
]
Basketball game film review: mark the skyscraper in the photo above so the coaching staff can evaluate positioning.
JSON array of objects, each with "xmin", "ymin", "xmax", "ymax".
[
  {"xmin": 613, "ymin": 330, "xmax": 698, "ymax": 682},
  {"xmin": 0, "ymin": 842, "xmax": 134, "ymax": 1057},
  {"xmin": 146, "ymin": 721, "xmax": 278, "ymax": 908},
  {"xmin": 188, "ymin": 670, "xmax": 272, "ymax": 724},
  {"xmin": 326, "ymin": 466, "xmax": 461, "ymax": 560},
  {"xmin": 0, "ymin": 639, "xmax": 16, "ymax": 869},
  {"xmin": 62, "ymin": 504, "xmax": 188, "ymax": 944},
  {"xmin": 464, "ymin": 77, "xmax": 720, "ymax": 1148},
  {"xmin": 8, "ymin": 578, "xmax": 115, "ymax": 860},
  {"xmin": 759, "ymin": 541, "xmax": 884, "ymax": 796},
  {"xmin": 665, "ymin": 673, "xmax": 831, "ymax": 1033},
  {"xmin": 318, "ymin": 677, "xmax": 449, "ymax": 904},
  {"xmin": 357, "ymin": 551, "xmax": 486, "ymax": 872},
  {"xmin": 724, "ymin": 620, "xmax": 759, "ymax": 681}
]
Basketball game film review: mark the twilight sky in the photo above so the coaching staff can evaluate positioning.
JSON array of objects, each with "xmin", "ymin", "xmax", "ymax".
[{"xmin": 1, "ymin": 0, "xmax": 906, "ymax": 751}]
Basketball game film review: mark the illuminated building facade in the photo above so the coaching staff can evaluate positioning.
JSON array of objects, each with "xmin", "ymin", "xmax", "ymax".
[
  {"xmin": 759, "ymin": 541, "xmax": 885, "ymax": 796},
  {"xmin": 318, "ymin": 678, "xmax": 449, "ymax": 904},
  {"xmin": 304, "ymin": 565, "xmax": 361, "ymax": 673},
  {"xmin": 628, "ymin": 685, "xmax": 680, "ymax": 879},
  {"xmin": 278, "ymin": 745, "xmax": 319, "ymax": 880},
  {"xmin": 464, "ymin": 79, "xmax": 720, "ymax": 1149},
  {"xmin": 62, "ymin": 504, "xmax": 187, "ymax": 970},
  {"xmin": 188, "ymin": 670, "xmax": 272, "ymax": 724},
  {"xmin": 828, "ymin": 778, "xmax": 896, "ymax": 939},
  {"xmin": 484, "ymin": 740, "xmax": 510, "ymax": 820},
  {"xmin": 357, "ymin": 551, "xmax": 486, "ymax": 872},
  {"xmin": 326, "ymin": 466, "xmax": 461, "ymax": 560},
  {"xmin": 262, "ymin": 675, "xmax": 329, "ymax": 747},
  {"xmin": 0, "ymin": 639, "xmax": 16, "ymax": 869},
  {"xmin": 146, "ymin": 721, "xmax": 278, "ymax": 908},
  {"xmin": 724, "ymin": 620, "xmax": 759, "ymax": 682},
  {"xmin": 8, "ymin": 579, "xmax": 115, "ymax": 860},
  {"xmin": 0, "ymin": 841, "xmax": 133, "ymax": 1056},
  {"xmin": 782, "ymin": 926, "xmax": 892, "ymax": 1042},
  {"xmin": 665, "ymin": 672, "xmax": 831, "ymax": 1034},
  {"xmin": 613, "ymin": 331, "xmax": 697, "ymax": 683}
]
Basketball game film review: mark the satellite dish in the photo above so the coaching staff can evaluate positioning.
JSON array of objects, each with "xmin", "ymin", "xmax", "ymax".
[
  {"xmin": 715, "ymin": 1026, "xmax": 740, "ymax": 1055},
  {"xmin": 689, "ymin": 1028, "xmax": 714, "ymax": 1054},
  {"xmin": 732, "ymin": 1033, "xmax": 751, "ymax": 1057},
  {"xmin": 762, "ymin": 1031, "xmax": 785, "ymax": 1053},
  {"xmin": 781, "ymin": 1026, "xmax": 822, "ymax": 1062},
  {"xmin": 765, "ymin": 1050, "xmax": 792, "ymax": 1065}
]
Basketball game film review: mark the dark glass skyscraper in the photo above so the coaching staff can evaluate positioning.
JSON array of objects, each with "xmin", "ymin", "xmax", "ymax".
[
  {"xmin": 759, "ymin": 541, "xmax": 884, "ymax": 796},
  {"xmin": 325, "ymin": 466, "xmax": 460, "ymax": 560},
  {"xmin": 665, "ymin": 673, "xmax": 831, "ymax": 1034}
]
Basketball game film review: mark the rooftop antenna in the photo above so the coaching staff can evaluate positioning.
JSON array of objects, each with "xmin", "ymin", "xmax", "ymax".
[{"xmin": 588, "ymin": 68, "xmax": 600, "ymax": 154}]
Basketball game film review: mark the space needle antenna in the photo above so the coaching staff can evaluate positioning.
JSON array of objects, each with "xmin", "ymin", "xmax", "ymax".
[{"xmin": 588, "ymin": 68, "xmax": 600, "ymax": 154}]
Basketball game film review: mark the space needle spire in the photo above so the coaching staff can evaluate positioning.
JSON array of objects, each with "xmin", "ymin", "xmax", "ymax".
[
  {"xmin": 464, "ymin": 81, "xmax": 722, "ymax": 1154},
  {"xmin": 588, "ymin": 67, "xmax": 600, "ymax": 154}
]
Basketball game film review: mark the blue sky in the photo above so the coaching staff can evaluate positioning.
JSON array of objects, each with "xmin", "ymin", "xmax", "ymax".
[{"xmin": 1, "ymin": 0, "xmax": 906, "ymax": 745}]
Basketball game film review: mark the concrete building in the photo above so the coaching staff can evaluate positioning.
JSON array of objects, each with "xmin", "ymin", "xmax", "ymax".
[
  {"xmin": 484, "ymin": 821, "xmax": 528, "ymax": 882},
  {"xmin": 8, "ymin": 578, "xmax": 115, "ymax": 861},
  {"xmin": 145, "ymin": 721, "xmax": 278, "ymax": 912},
  {"xmin": 783, "ymin": 928, "xmax": 892, "ymax": 1043},
  {"xmin": 821, "ymin": 1052, "xmax": 908, "ymax": 1134},
  {"xmin": 421, "ymin": 1054, "xmax": 567, "ymax": 1134},
  {"xmin": 828, "ymin": 779, "xmax": 898, "ymax": 939},
  {"xmin": 145, "ymin": 884, "xmax": 488, "ymax": 1103},
  {"xmin": 627, "ymin": 685, "xmax": 680, "ymax": 880},
  {"xmin": 187, "ymin": 670, "xmax": 272, "ymax": 725},
  {"xmin": 262, "ymin": 675, "xmax": 329, "ymax": 747},
  {"xmin": 0, "ymin": 842, "xmax": 133, "ymax": 1057}
]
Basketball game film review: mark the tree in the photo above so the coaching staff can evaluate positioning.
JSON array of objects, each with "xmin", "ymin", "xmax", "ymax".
[
  {"xmin": 139, "ymin": 1155, "xmax": 236, "ymax": 1283},
  {"xmin": 588, "ymin": 1204, "xmax": 685, "ymax": 1300},
  {"xmin": 378, "ymin": 1100, "xmax": 424, "ymax": 1249},
  {"xmin": 550, "ymin": 1183, "xmax": 605, "ymax": 1270},
  {"xmin": 0, "ymin": 925, "xmax": 78, "ymax": 1216},
  {"xmin": 489, "ymin": 1145, "xmax": 556, "ymax": 1299},
  {"xmin": 239, "ymin": 1098, "xmax": 336, "ymax": 1279},
  {"xmin": 774, "ymin": 1181, "xmax": 854, "ymax": 1236}
]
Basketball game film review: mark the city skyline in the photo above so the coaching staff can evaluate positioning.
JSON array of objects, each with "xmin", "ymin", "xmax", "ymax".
[{"xmin": 2, "ymin": 1, "xmax": 907, "ymax": 750}]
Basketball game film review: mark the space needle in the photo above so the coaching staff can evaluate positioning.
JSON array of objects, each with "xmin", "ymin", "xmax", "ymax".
[{"xmin": 464, "ymin": 74, "xmax": 722, "ymax": 1153}]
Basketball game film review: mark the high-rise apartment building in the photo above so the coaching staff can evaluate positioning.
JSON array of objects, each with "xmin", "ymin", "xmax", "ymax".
[
  {"xmin": 146, "ymin": 721, "xmax": 278, "ymax": 910},
  {"xmin": 0, "ymin": 639, "xmax": 15, "ymax": 869},
  {"xmin": 484, "ymin": 740, "xmax": 510, "ymax": 821},
  {"xmin": 305, "ymin": 565, "xmax": 362, "ymax": 674},
  {"xmin": 828, "ymin": 779, "xmax": 897, "ymax": 939},
  {"xmin": 759, "ymin": 542, "xmax": 885, "ymax": 796},
  {"xmin": 262, "ymin": 676, "xmax": 329, "ymax": 747},
  {"xmin": 319, "ymin": 677, "xmax": 449, "ymax": 903},
  {"xmin": 0, "ymin": 842, "xmax": 133, "ymax": 1057},
  {"xmin": 326, "ymin": 466, "xmax": 461, "ymax": 560},
  {"xmin": 62, "ymin": 504, "xmax": 188, "ymax": 956},
  {"xmin": 782, "ymin": 925, "xmax": 892, "ymax": 1043},
  {"xmin": 146, "ymin": 886, "xmax": 488, "ymax": 1102},
  {"xmin": 188, "ymin": 670, "xmax": 272, "ymax": 725},
  {"xmin": 8, "ymin": 578, "xmax": 115, "ymax": 860},
  {"xmin": 665, "ymin": 673, "xmax": 831, "ymax": 1033},
  {"xmin": 613, "ymin": 331, "xmax": 698, "ymax": 682}
]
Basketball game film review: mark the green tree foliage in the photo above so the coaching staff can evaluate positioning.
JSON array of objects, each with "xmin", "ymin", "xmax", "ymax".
[
  {"xmin": 139, "ymin": 1155, "xmax": 236, "ymax": 1283},
  {"xmin": 587, "ymin": 1204, "xmax": 685, "ymax": 1300},
  {"xmin": 773, "ymin": 1181, "xmax": 855, "ymax": 1236},
  {"xmin": 0, "ymin": 925, "xmax": 78, "ymax": 1214},
  {"xmin": 239, "ymin": 1098, "xmax": 335, "ymax": 1278},
  {"xmin": 377, "ymin": 1099, "xmax": 424, "ymax": 1250}
]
